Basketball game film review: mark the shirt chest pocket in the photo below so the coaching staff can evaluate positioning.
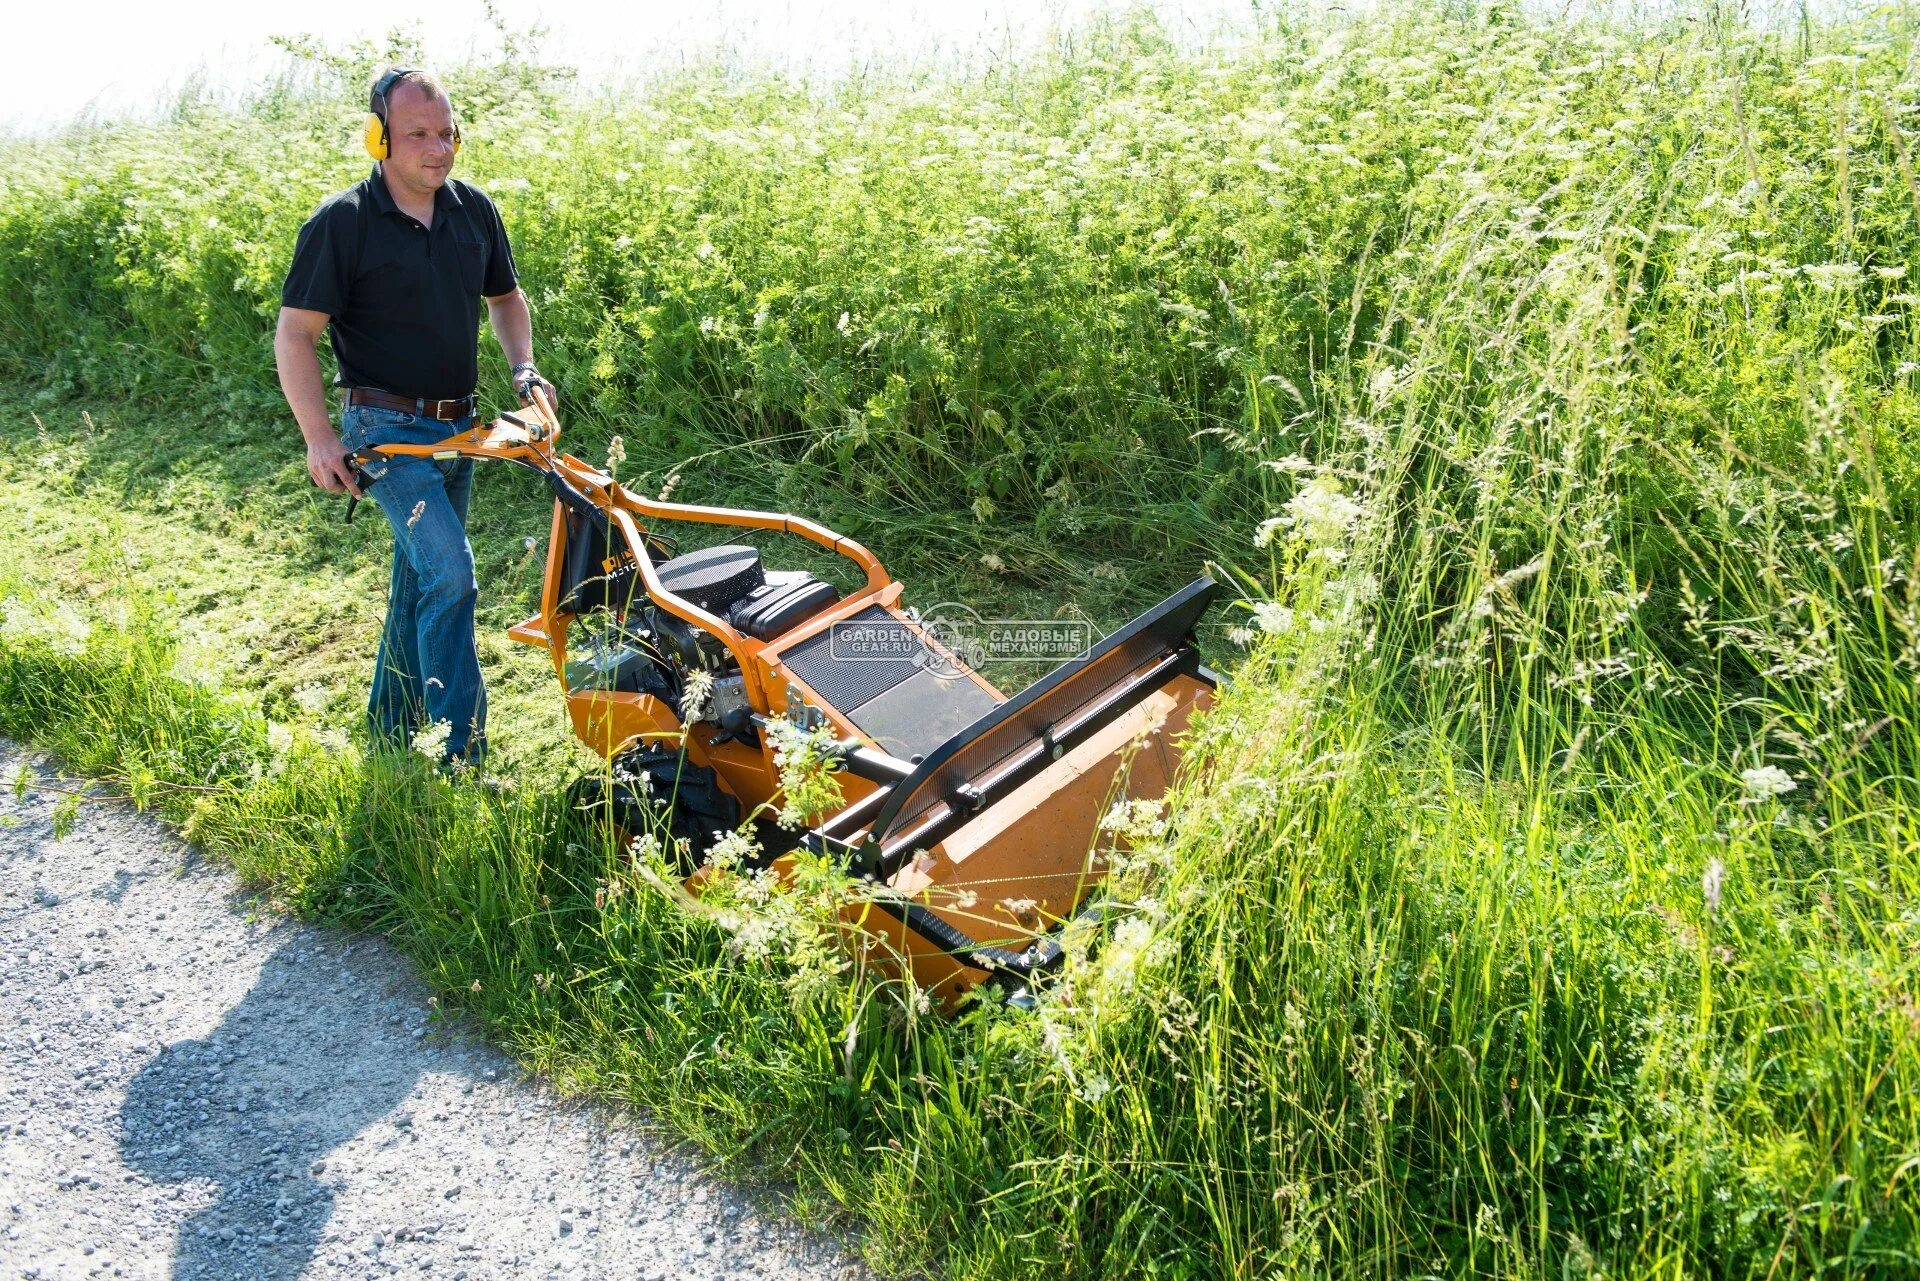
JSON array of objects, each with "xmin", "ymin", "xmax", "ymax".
[{"xmin": 455, "ymin": 240, "xmax": 486, "ymax": 295}]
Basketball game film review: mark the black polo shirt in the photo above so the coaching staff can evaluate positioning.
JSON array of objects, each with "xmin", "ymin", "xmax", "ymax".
[{"xmin": 281, "ymin": 166, "xmax": 517, "ymax": 400}]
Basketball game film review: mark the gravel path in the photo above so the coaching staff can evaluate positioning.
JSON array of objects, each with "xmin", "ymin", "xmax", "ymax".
[{"xmin": 0, "ymin": 740, "xmax": 871, "ymax": 1281}]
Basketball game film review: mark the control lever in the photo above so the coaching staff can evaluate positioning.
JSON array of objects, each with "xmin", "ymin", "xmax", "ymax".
[{"xmin": 343, "ymin": 449, "xmax": 382, "ymax": 524}]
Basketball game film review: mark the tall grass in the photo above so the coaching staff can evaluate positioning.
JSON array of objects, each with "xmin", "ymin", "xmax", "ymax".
[{"xmin": 5, "ymin": 1, "xmax": 1920, "ymax": 1275}]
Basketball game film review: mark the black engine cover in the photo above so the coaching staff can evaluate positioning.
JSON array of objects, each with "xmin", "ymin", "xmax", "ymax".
[{"xmin": 728, "ymin": 572, "xmax": 840, "ymax": 641}]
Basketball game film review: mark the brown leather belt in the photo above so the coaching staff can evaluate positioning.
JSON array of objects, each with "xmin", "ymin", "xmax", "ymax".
[{"xmin": 347, "ymin": 387, "xmax": 476, "ymax": 420}]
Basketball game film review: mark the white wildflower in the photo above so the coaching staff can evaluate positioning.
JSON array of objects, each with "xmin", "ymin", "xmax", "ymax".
[
  {"xmin": 726, "ymin": 914, "xmax": 777, "ymax": 961},
  {"xmin": 1740, "ymin": 765, "xmax": 1796, "ymax": 800},
  {"xmin": 264, "ymin": 722, "xmax": 295, "ymax": 777},
  {"xmin": 412, "ymin": 719, "xmax": 453, "ymax": 761},
  {"xmin": 1368, "ymin": 364, "xmax": 1403, "ymax": 404},
  {"xmin": 1099, "ymin": 798, "xmax": 1169, "ymax": 845},
  {"xmin": 1281, "ymin": 477, "xmax": 1363, "ymax": 548},
  {"xmin": 705, "ymin": 827, "xmax": 758, "ymax": 871},
  {"xmin": 680, "ymin": 669, "xmax": 715, "ymax": 721},
  {"xmin": 768, "ymin": 716, "xmax": 843, "ymax": 827},
  {"xmin": 1251, "ymin": 601, "xmax": 1295, "ymax": 634},
  {"xmin": 1100, "ymin": 916, "xmax": 1156, "ymax": 990},
  {"xmin": 1800, "ymin": 263, "xmax": 1862, "ymax": 289},
  {"xmin": 738, "ymin": 867, "xmax": 778, "ymax": 907},
  {"xmin": 628, "ymin": 830, "xmax": 664, "ymax": 865},
  {"xmin": 999, "ymin": 896, "xmax": 1041, "ymax": 927}
]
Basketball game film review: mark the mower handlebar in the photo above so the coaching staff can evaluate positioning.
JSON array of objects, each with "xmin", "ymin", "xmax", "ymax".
[
  {"xmin": 337, "ymin": 398, "xmax": 898, "ymax": 704},
  {"xmin": 526, "ymin": 384, "xmax": 562, "ymax": 442}
]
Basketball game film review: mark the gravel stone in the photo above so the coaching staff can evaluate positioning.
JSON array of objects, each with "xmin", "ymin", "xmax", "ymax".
[{"xmin": 0, "ymin": 740, "xmax": 873, "ymax": 1280}]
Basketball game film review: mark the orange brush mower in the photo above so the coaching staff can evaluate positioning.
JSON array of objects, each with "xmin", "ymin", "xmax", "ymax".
[{"xmin": 349, "ymin": 391, "xmax": 1218, "ymax": 1005}]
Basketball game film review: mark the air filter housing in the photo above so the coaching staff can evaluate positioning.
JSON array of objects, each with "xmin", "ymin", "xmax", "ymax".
[{"xmin": 654, "ymin": 545, "xmax": 765, "ymax": 614}]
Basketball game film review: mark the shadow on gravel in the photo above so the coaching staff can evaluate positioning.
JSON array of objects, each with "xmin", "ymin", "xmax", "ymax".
[
  {"xmin": 89, "ymin": 860, "xmax": 170, "ymax": 904},
  {"xmin": 118, "ymin": 937, "xmax": 455, "ymax": 1281}
]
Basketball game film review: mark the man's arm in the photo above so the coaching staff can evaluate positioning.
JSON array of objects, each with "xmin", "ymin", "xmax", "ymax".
[
  {"xmin": 485, "ymin": 287, "xmax": 557, "ymax": 406},
  {"xmin": 486, "ymin": 287, "xmax": 534, "ymax": 369},
  {"xmin": 275, "ymin": 306, "xmax": 360, "ymax": 495}
]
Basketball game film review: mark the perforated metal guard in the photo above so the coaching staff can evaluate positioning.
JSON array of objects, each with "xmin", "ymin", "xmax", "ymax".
[
  {"xmin": 778, "ymin": 606, "xmax": 927, "ymax": 711},
  {"xmin": 852, "ymin": 668, "xmax": 999, "ymax": 758},
  {"xmin": 778, "ymin": 606, "xmax": 1001, "ymax": 757}
]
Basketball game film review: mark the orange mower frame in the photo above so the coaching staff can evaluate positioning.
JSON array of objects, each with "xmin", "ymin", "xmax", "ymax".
[{"xmin": 348, "ymin": 391, "xmax": 1218, "ymax": 1006}]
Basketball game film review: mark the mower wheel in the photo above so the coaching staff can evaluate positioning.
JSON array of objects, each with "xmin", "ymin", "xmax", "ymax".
[{"xmin": 569, "ymin": 745, "xmax": 741, "ymax": 874}]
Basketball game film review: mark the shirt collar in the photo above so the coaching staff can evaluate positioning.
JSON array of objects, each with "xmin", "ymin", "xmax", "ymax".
[
  {"xmin": 366, "ymin": 164, "xmax": 465, "ymax": 217},
  {"xmin": 365, "ymin": 165, "xmax": 396, "ymax": 215}
]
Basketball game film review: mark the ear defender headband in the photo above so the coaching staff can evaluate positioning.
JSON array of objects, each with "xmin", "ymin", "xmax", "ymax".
[{"xmin": 363, "ymin": 66, "xmax": 463, "ymax": 161}]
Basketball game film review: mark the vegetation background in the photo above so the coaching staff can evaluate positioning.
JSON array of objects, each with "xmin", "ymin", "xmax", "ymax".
[{"xmin": 4, "ymin": 1, "xmax": 1920, "ymax": 1275}]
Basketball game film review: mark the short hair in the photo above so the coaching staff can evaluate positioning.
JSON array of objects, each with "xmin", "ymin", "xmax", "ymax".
[{"xmin": 370, "ymin": 67, "xmax": 449, "ymax": 119}]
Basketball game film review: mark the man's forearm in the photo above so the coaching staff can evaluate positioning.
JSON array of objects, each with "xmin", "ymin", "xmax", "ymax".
[
  {"xmin": 275, "ymin": 331, "xmax": 336, "ymax": 443},
  {"xmin": 487, "ymin": 291, "xmax": 535, "ymax": 370}
]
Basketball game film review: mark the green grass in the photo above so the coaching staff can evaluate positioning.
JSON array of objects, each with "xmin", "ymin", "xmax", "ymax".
[{"xmin": 6, "ymin": 1, "xmax": 1920, "ymax": 1275}]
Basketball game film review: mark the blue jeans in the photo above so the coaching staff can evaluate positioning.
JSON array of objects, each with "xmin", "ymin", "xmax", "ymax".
[{"xmin": 340, "ymin": 404, "xmax": 487, "ymax": 765}]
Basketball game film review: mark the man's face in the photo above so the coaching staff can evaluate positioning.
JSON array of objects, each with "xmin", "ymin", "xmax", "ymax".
[{"xmin": 382, "ymin": 81, "xmax": 458, "ymax": 198}]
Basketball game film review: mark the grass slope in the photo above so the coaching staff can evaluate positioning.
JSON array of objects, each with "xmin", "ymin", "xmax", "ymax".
[{"xmin": 5, "ymin": 2, "xmax": 1920, "ymax": 1276}]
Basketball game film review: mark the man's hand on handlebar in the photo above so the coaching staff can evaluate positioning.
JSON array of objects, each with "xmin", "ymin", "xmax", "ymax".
[
  {"xmin": 307, "ymin": 433, "xmax": 365, "ymax": 497},
  {"xmin": 512, "ymin": 363, "xmax": 559, "ymax": 410}
]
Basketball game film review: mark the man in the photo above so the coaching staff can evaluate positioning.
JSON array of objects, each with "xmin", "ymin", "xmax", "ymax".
[{"xmin": 275, "ymin": 67, "xmax": 555, "ymax": 767}]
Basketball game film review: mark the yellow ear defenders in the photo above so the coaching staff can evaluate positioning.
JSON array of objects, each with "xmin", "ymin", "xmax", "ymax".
[{"xmin": 363, "ymin": 66, "xmax": 462, "ymax": 161}]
